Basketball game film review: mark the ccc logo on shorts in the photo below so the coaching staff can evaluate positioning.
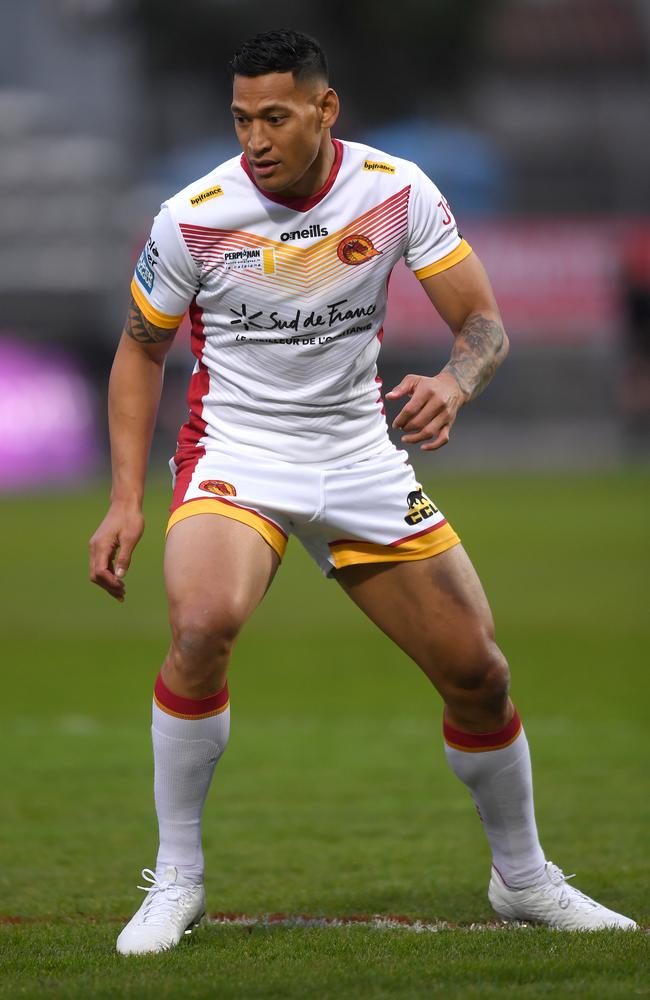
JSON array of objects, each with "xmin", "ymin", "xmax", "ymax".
[
  {"xmin": 199, "ymin": 480, "xmax": 237, "ymax": 497},
  {"xmin": 404, "ymin": 488, "xmax": 438, "ymax": 525}
]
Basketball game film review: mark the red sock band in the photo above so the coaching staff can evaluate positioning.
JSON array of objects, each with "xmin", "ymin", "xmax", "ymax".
[
  {"xmin": 154, "ymin": 673, "xmax": 229, "ymax": 720},
  {"xmin": 443, "ymin": 709, "xmax": 522, "ymax": 752}
]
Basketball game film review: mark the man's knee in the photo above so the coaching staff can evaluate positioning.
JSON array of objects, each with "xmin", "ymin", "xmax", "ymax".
[
  {"xmin": 169, "ymin": 604, "xmax": 243, "ymax": 676},
  {"xmin": 441, "ymin": 633, "xmax": 511, "ymax": 715}
]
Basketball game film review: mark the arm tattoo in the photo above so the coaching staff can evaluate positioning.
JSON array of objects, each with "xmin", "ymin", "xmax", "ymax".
[
  {"xmin": 442, "ymin": 312, "xmax": 508, "ymax": 401},
  {"xmin": 124, "ymin": 296, "xmax": 177, "ymax": 344}
]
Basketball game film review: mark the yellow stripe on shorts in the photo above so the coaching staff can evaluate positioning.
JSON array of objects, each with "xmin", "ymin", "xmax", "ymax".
[
  {"xmin": 166, "ymin": 497, "xmax": 287, "ymax": 559},
  {"xmin": 329, "ymin": 521, "xmax": 459, "ymax": 569}
]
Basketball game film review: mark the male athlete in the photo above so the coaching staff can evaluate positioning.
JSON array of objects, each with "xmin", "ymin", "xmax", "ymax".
[{"xmin": 89, "ymin": 30, "xmax": 636, "ymax": 953}]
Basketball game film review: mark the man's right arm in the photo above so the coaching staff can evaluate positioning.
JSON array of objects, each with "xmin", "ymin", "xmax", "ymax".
[{"xmin": 88, "ymin": 296, "xmax": 179, "ymax": 601}]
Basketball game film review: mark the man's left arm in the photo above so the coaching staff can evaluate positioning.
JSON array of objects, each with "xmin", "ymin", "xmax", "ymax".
[{"xmin": 386, "ymin": 251, "xmax": 509, "ymax": 450}]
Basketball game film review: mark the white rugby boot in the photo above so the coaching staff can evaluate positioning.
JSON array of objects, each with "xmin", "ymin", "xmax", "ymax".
[
  {"xmin": 116, "ymin": 866, "xmax": 206, "ymax": 955},
  {"xmin": 489, "ymin": 862, "xmax": 638, "ymax": 930}
]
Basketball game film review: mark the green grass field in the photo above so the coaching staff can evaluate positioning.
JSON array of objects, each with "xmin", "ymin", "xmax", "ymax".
[{"xmin": 1, "ymin": 471, "xmax": 648, "ymax": 998}]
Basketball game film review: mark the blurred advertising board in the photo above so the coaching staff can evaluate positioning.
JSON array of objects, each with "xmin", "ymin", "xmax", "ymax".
[
  {"xmin": 0, "ymin": 337, "xmax": 98, "ymax": 490},
  {"xmin": 384, "ymin": 219, "xmax": 648, "ymax": 349}
]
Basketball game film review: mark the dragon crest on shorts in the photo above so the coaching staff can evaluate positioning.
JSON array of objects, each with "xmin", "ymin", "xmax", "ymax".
[{"xmin": 199, "ymin": 480, "xmax": 237, "ymax": 497}]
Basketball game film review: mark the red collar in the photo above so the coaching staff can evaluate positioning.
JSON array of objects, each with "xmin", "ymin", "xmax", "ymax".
[{"xmin": 240, "ymin": 138, "xmax": 344, "ymax": 213}]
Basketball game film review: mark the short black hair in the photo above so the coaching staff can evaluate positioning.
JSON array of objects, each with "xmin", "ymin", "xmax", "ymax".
[{"xmin": 229, "ymin": 29, "xmax": 328, "ymax": 83}]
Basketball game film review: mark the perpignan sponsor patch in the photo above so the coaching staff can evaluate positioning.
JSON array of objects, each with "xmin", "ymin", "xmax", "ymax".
[{"xmin": 223, "ymin": 248, "xmax": 275, "ymax": 274}]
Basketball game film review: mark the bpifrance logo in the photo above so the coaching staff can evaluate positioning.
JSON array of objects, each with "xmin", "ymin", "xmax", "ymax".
[
  {"xmin": 363, "ymin": 159, "xmax": 396, "ymax": 174},
  {"xmin": 190, "ymin": 184, "xmax": 224, "ymax": 207},
  {"xmin": 199, "ymin": 480, "xmax": 237, "ymax": 497},
  {"xmin": 337, "ymin": 234, "xmax": 381, "ymax": 266}
]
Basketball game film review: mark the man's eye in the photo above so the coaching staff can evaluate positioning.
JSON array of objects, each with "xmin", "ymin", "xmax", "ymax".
[{"xmin": 268, "ymin": 116, "xmax": 285, "ymax": 125}]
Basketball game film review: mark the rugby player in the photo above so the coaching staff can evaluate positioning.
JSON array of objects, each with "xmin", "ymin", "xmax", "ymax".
[{"xmin": 88, "ymin": 30, "xmax": 637, "ymax": 953}]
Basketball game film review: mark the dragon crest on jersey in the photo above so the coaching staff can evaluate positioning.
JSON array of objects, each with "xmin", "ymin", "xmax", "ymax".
[
  {"xmin": 199, "ymin": 480, "xmax": 237, "ymax": 497},
  {"xmin": 404, "ymin": 488, "xmax": 438, "ymax": 525},
  {"xmin": 337, "ymin": 234, "xmax": 381, "ymax": 266}
]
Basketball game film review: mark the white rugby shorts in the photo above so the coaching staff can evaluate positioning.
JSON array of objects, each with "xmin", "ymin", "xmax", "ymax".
[{"xmin": 168, "ymin": 446, "xmax": 459, "ymax": 576}]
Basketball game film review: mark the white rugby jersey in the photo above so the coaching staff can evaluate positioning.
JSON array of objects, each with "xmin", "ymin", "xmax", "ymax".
[{"xmin": 131, "ymin": 138, "xmax": 472, "ymax": 466}]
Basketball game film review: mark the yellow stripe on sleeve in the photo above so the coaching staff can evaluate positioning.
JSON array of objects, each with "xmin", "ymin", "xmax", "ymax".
[
  {"xmin": 130, "ymin": 277, "xmax": 186, "ymax": 330},
  {"xmin": 414, "ymin": 239, "xmax": 472, "ymax": 281}
]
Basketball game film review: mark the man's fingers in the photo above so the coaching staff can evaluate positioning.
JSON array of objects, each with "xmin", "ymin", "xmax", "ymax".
[
  {"xmin": 399, "ymin": 396, "xmax": 446, "ymax": 434},
  {"xmin": 89, "ymin": 543, "xmax": 125, "ymax": 600},
  {"xmin": 385, "ymin": 374, "xmax": 418, "ymax": 404},
  {"xmin": 115, "ymin": 533, "xmax": 139, "ymax": 578},
  {"xmin": 421, "ymin": 426, "xmax": 452, "ymax": 451},
  {"xmin": 385, "ymin": 376, "xmax": 414, "ymax": 399},
  {"xmin": 391, "ymin": 382, "xmax": 433, "ymax": 429},
  {"xmin": 89, "ymin": 533, "xmax": 127, "ymax": 600},
  {"xmin": 91, "ymin": 569, "xmax": 126, "ymax": 601},
  {"xmin": 89, "ymin": 535, "xmax": 114, "ymax": 579},
  {"xmin": 401, "ymin": 411, "xmax": 453, "ymax": 446},
  {"xmin": 401, "ymin": 424, "xmax": 445, "ymax": 444},
  {"xmin": 89, "ymin": 557, "xmax": 125, "ymax": 600}
]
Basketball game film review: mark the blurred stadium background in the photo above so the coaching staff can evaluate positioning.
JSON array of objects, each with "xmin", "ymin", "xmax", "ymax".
[{"xmin": 2, "ymin": 0, "xmax": 650, "ymax": 485}]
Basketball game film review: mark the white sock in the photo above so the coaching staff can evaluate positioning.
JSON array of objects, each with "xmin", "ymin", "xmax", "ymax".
[
  {"xmin": 151, "ymin": 673, "xmax": 230, "ymax": 885},
  {"xmin": 443, "ymin": 709, "xmax": 546, "ymax": 887}
]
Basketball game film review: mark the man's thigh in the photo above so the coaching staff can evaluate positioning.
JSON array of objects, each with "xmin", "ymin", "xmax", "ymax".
[
  {"xmin": 165, "ymin": 513, "xmax": 280, "ymax": 629},
  {"xmin": 335, "ymin": 544, "xmax": 497, "ymax": 680}
]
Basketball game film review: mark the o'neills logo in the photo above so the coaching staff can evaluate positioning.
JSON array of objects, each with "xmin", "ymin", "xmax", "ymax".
[
  {"xmin": 199, "ymin": 480, "xmax": 237, "ymax": 496},
  {"xmin": 363, "ymin": 159, "xmax": 396, "ymax": 174},
  {"xmin": 337, "ymin": 234, "xmax": 381, "ymax": 266},
  {"xmin": 190, "ymin": 185, "xmax": 224, "ymax": 206},
  {"xmin": 280, "ymin": 224, "xmax": 329, "ymax": 242}
]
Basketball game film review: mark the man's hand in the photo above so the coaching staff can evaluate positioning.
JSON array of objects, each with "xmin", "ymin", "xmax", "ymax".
[
  {"xmin": 89, "ymin": 504, "xmax": 145, "ymax": 602},
  {"xmin": 386, "ymin": 371, "xmax": 468, "ymax": 451},
  {"xmin": 386, "ymin": 252, "xmax": 509, "ymax": 451}
]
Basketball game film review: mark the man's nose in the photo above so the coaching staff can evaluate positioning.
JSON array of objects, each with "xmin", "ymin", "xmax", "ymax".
[{"xmin": 249, "ymin": 121, "xmax": 271, "ymax": 156}]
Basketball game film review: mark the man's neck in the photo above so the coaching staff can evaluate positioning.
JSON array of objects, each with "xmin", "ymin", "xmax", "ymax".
[{"xmin": 282, "ymin": 133, "xmax": 335, "ymax": 199}]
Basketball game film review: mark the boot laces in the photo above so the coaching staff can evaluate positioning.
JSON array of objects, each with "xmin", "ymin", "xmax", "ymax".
[
  {"xmin": 136, "ymin": 868, "xmax": 195, "ymax": 926},
  {"xmin": 545, "ymin": 863, "xmax": 599, "ymax": 911}
]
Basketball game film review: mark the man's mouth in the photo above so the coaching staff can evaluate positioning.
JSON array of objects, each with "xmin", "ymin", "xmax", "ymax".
[{"xmin": 250, "ymin": 158, "xmax": 280, "ymax": 178}]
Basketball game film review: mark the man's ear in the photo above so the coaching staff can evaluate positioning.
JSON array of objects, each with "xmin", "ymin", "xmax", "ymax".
[{"xmin": 320, "ymin": 88, "xmax": 340, "ymax": 130}]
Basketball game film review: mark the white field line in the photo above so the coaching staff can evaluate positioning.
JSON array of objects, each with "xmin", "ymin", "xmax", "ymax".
[{"xmin": 206, "ymin": 913, "xmax": 532, "ymax": 933}]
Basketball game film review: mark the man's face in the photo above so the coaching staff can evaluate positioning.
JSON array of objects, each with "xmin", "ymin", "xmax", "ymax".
[{"xmin": 231, "ymin": 72, "xmax": 334, "ymax": 194}]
